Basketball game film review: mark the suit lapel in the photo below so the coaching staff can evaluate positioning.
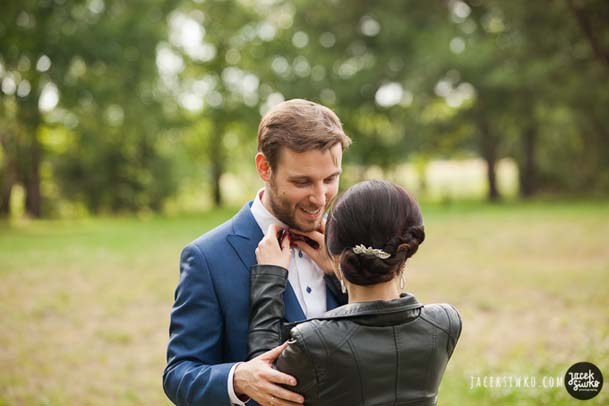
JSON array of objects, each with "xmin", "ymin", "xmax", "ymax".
[
  {"xmin": 283, "ymin": 284, "xmax": 306, "ymax": 322},
  {"xmin": 226, "ymin": 202, "xmax": 262, "ymax": 272},
  {"xmin": 325, "ymin": 284, "xmax": 340, "ymax": 310},
  {"xmin": 227, "ymin": 202, "xmax": 306, "ymax": 322}
]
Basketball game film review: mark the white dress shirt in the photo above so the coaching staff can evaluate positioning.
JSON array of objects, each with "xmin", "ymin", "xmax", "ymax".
[
  {"xmin": 228, "ymin": 189, "xmax": 328, "ymax": 405},
  {"xmin": 250, "ymin": 189, "xmax": 328, "ymax": 318}
]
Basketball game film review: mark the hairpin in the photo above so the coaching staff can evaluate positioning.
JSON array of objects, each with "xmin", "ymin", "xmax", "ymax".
[{"xmin": 352, "ymin": 244, "xmax": 391, "ymax": 259}]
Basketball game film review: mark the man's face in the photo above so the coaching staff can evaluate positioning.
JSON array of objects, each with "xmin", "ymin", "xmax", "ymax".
[{"xmin": 264, "ymin": 144, "xmax": 342, "ymax": 232}]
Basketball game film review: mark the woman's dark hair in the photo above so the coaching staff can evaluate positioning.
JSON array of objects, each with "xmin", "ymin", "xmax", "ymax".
[{"xmin": 325, "ymin": 180, "xmax": 425, "ymax": 286}]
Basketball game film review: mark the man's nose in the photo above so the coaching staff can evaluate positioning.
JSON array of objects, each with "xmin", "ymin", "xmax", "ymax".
[{"xmin": 309, "ymin": 184, "xmax": 326, "ymax": 207}]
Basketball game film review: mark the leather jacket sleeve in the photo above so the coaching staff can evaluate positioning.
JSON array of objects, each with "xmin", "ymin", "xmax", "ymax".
[
  {"xmin": 247, "ymin": 264, "xmax": 347, "ymax": 361},
  {"xmin": 275, "ymin": 327, "xmax": 317, "ymax": 401},
  {"xmin": 247, "ymin": 264, "xmax": 289, "ymax": 360},
  {"xmin": 248, "ymin": 265, "xmax": 318, "ymax": 400},
  {"xmin": 439, "ymin": 303, "xmax": 462, "ymax": 357}
]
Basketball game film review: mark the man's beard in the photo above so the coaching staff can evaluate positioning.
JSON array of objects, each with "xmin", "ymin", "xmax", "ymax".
[{"xmin": 267, "ymin": 179, "xmax": 325, "ymax": 232}]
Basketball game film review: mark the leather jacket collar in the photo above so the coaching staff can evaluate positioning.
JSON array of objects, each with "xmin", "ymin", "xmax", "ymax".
[{"xmin": 312, "ymin": 293, "xmax": 423, "ymax": 327}]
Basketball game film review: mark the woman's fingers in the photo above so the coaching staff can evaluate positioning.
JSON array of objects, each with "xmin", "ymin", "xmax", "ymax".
[{"xmin": 257, "ymin": 224, "xmax": 291, "ymax": 268}]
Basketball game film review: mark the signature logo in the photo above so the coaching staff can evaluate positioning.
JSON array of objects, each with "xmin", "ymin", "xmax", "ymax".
[{"xmin": 565, "ymin": 362, "xmax": 603, "ymax": 400}]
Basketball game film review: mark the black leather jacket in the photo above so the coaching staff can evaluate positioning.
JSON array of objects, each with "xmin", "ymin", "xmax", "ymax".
[{"xmin": 248, "ymin": 265, "xmax": 462, "ymax": 406}]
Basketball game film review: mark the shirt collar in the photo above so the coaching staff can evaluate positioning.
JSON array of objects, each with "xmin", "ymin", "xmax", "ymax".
[{"xmin": 250, "ymin": 188, "xmax": 286, "ymax": 236}]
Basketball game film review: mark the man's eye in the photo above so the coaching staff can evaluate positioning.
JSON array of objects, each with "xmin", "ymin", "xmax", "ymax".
[
  {"xmin": 294, "ymin": 181, "xmax": 309, "ymax": 187},
  {"xmin": 324, "ymin": 176, "xmax": 338, "ymax": 183}
]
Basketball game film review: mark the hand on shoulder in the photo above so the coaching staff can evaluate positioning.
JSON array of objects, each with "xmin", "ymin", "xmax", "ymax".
[{"xmin": 233, "ymin": 342, "xmax": 304, "ymax": 406}]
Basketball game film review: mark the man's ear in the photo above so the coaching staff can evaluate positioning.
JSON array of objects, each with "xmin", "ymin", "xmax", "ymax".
[{"xmin": 255, "ymin": 152, "xmax": 272, "ymax": 182}]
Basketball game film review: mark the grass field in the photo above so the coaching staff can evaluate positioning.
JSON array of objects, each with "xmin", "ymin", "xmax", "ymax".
[{"xmin": 1, "ymin": 200, "xmax": 608, "ymax": 405}]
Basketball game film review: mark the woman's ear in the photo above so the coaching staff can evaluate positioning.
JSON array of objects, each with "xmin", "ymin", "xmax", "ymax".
[{"xmin": 255, "ymin": 152, "xmax": 272, "ymax": 182}]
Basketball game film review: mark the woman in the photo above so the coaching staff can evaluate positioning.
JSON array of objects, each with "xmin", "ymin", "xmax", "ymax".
[{"xmin": 248, "ymin": 180, "xmax": 461, "ymax": 406}]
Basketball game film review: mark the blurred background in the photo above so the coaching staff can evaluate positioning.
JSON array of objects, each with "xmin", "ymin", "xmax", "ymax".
[{"xmin": 1, "ymin": 0, "xmax": 608, "ymax": 404}]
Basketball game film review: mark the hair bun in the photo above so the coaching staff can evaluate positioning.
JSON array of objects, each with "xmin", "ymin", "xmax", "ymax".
[
  {"xmin": 340, "ymin": 248, "xmax": 395, "ymax": 286},
  {"xmin": 383, "ymin": 225, "xmax": 425, "ymax": 260},
  {"xmin": 325, "ymin": 180, "xmax": 425, "ymax": 287},
  {"xmin": 395, "ymin": 242, "xmax": 411, "ymax": 256},
  {"xmin": 406, "ymin": 225, "xmax": 425, "ymax": 244}
]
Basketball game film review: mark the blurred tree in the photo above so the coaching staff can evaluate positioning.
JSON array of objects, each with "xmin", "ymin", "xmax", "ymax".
[
  {"xmin": 0, "ymin": 0, "xmax": 175, "ymax": 215},
  {"xmin": 257, "ymin": 0, "xmax": 508, "ymax": 199},
  {"xmin": 562, "ymin": 0, "xmax": 609, "ymax": 192},
  {"xmin": 497, "ymin": 0, "xmax": 609, "ymax": 195},
  {"xmin": 568, "ymin": 0, "xmax": 609, "ymax": 70},
  {"xmin": 1, "ymin": 0, "xmax": 53, "ymax": 216},
  {"xmin": 3, "ymin": 0, "xmax": 609, "ymax": 218},
  {"xmin": 256, "ymin": 1, "xmax": 451, "ymax": 173},
  {"xmin": 164, "ymin": 0, "xmax": 266, "ymax": 207},
  {"xmin": 0, "ymin": 100, "xmax": 18, "ymax": 216}
]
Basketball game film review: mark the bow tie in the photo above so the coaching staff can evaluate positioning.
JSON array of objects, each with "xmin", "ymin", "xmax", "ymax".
[{"xmin": 277, "ymin": 229, "xmax": 320, "ymax": 249}]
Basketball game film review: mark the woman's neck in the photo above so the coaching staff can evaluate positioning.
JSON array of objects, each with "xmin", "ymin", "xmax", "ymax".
[{"xmin": 346, "ymin": 279, "xmax": 401, "ymax": 304}]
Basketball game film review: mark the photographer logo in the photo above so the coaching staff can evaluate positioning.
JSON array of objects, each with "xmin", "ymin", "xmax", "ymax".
[{"xmin": 565, "ymin": 362, "xmax": 603, "ymax": 400}]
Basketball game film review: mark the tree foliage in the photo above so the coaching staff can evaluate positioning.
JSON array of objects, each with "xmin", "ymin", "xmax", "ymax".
[{"xmin": 2, "ymin": 0, "xmax": 609, "ymax": 216}]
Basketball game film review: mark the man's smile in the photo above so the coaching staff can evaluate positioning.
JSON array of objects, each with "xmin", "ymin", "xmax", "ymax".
[{"xmin": 299, "ymin": 206, "xmax": 322, "ymax": 221}]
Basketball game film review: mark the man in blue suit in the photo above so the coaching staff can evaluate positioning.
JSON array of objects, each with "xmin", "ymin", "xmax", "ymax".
[{"xmin": 163, "ymin": 99, "xmax": 351, "ymax": 406}]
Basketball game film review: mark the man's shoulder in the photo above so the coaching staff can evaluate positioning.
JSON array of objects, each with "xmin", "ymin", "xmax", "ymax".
[
  {"xmin": 187, "ymin": 214, "xmax": 237, "ymax": 253},
  {"xmin": 186, "ymin": 202, "xmax": 256, "ymax": 252}
]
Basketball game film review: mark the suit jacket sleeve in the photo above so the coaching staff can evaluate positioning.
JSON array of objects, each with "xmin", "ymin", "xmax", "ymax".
[{"xmin": 163, "ymin": 243, "xmax": 235, "ymax": 406}]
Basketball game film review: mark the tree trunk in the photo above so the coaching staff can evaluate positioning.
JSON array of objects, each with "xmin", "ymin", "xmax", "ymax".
[
  {"xmin": 24, "ymin": 138, "xmax": 42, "ymax": 217},
  {"xmin": 0, "ymin": 161, "xmax": 16, "ymax": 217},
  {"xmin": 519, "ymin": 124, "xmax": 538, "ymax": 198},
  {"xmin": 16, "ymin": 88, "xmax": 43, "ymax": 218},
  {"xmin": 0, "ymin": 183, "xmax": 11, "ymax": 217},
  {"xmin": 567, "ymin": 0, "xmax": 609, "ymax": 71},
  {"xmin": 0, "ymin": 132, "xmax": 17, "ymax": 217},
  {"xmin": 478, "ymin": 118, "xmax": 500, "ymax": 202}
]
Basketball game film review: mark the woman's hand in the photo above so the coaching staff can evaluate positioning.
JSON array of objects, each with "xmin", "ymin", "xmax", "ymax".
[
  {"xmin": 256, "ymin": 224, "xmax": 292, "ymax": 269},
  {"xmin": 289, "ymin": 219, "xmax": 335, "ymax": 275}
]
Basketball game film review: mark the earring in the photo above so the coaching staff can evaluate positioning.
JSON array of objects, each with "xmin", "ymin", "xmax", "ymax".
[
  {"xmin": 337, "ymin": 264, "xmax": 347, "ymax": 294},
  {"xmin": 399, "ymin": 272, "xmax": 405, "ymax": 290}
]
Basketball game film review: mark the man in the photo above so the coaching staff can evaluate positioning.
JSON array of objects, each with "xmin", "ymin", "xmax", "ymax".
[{"xmin": 163, "ymin": 99, "xmax": 351, "ymax": 406}]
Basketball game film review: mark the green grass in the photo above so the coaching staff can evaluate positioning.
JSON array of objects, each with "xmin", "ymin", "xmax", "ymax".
[{"xmin": 1, "ymin": 200, "xmax": 608, "ymax": 405}]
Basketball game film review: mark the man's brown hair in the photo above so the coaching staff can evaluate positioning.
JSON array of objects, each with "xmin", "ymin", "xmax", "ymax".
[{"xmin": 257, "ymin": 99, "xmax": 352, "ymax": 170}]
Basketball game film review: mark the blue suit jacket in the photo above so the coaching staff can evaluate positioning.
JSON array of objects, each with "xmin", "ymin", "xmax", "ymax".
[{"xmin": 163, "ymin": 202, "xmax": 341, "ymax": 406}]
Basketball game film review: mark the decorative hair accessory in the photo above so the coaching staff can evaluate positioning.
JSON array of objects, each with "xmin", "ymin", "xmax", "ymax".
[{"xmin": 352, "ymin": 244, "xmax": 391, "ymax": 259}]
